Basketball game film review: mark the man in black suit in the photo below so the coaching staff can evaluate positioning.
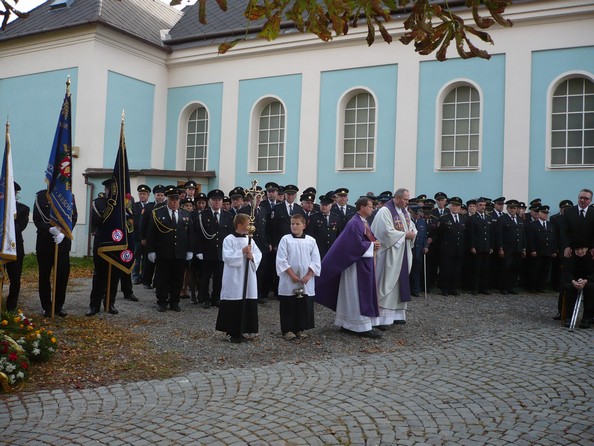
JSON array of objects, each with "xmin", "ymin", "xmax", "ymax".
[
  {"xmin": 131, "ymin": 184, "xmax": 151, "ymax": 285},
  {"xmin": 467, "ymin": 197, "xmax": 494, "ymax": 295},
  {"xmin": 146, "ymin": 186, "xmax": 194, "ymax": 312},
  {"xmin": 34, "ymin": 188, "xmax": 78, "ymax": 317},
  {"xmin": 194, "ymin": 188, "xmax": 233, "ymax": 308},
  {"xmin": 560, "ymin": 188, "xmax": 594, "ymax": 258},
  {"xmin": 305, "ymin": 194, "xmax": 341, "ymax": 259},
  {"xmin": 494, "ymin": 199, "xmax": 526, "ymax": 294},
  {"xmin": 331, "ymin": 187, "xmax": 356, "ymax": 223},
  {"xmin": 228, "ymin": 186, "xmax": 245, "ymax": 216},
  {"xmin": 526, "ymin": 205, "xmax": 557, "ymax": 293},
  {"xmin": 5, "ymin": 182, "xmax": 30, "ymax": 312},
  {"xmin": 270, "ymin": 184, "xmax": 305, "ymax": 248},
  {"xmin": 430, "ymin": 192, "xmax": 450, "ymax": 218},
  {"xmin": 436, "ymin": 196, "xmax": 467, "ymax": 296},
  {"xmin": 140, "ymin": 184, "xmax": 166, "ymax": 289}
]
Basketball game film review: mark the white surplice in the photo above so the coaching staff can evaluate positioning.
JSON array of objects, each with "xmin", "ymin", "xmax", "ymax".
[{"xmin": 220, "ymin": 234, "xmax": 262, "ymax": 300}]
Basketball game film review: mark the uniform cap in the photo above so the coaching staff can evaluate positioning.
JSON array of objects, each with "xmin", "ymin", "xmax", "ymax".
[
  {"xmin": 303, "ymin": 187, "xmax": 317, "ymax": 196},
  {"xmin": 537, "ymin": 205, "xmax": 550, "ymax": 213},
  {"xmin": 300, "ymin": 193, "xmax": 315, "ymax": 202},
  {"xmin": 505, "ymin": 199, "xmax": 520, "ymax": 207},
  {"xmin": 264, "ymin": 182, "xmax": 279, "ymax": 191},
  {"xmin": 222, "ymin": 196, "xmax": 231, "ymax": 203},
  {"xmin": 184, "ymin": 180, "xmax": 197, "ymax": 189},
  {"xmin": 448, "ymin": 196, "xmax": 463, "ymax": 205},
  {"xmin": 152, "ymin": 184, "xmax": 166, "ymax": 194},
  {"xmin": 416, "ymin": 194, "xmax": 427, "ymax": 201},
  {"xmin": 284, "ymin": 184, "xmax": 299, "ymax": 193},
  {"xmin": 335, "ymin": 188, "xmax": 349, "ymax": 195},
  {"xmin": 519, "ymin": 202, "xmax": 526, "ymax": 209},
  {"xmin": 494, "ymin": 197, "xmax": 506, "ymax": 204},
  {"xmin": 164, "ymin": 185, "xmax": 181, "ymax": 197},
  {"xmin": 207, "ymin": 189, "xmax": 225, "ymax": 199},
  {"xmin": 466, "ymin": 199, "xmax": 477, "ymax": 206},
  {"xmin": 229, "ymin": 187, "xmax": 244, "ymax": 199},
  {"xmin": 434, "ymin": 192, "xmax": 448, "ymax": 200},
  {"xmin": 559, "ymin": 199, "xmax": 573, "ymax": 208},
  {"xmin": 137, "ymin": 184, "xmax": 151, "ymax": 193},
  {"xmin": 102, "ymin": 178, "xmax": 114, "ymax": 187},
  {"xmin": 195, "ymin": 192, "xmax": 207, "ymax": 202},
  {"xmin": 423, "ymin": 198, "xmax": 435, "ymax": 207},
  {"xmin": 319, "ymin": 195, "xmax": 333, "ymax": 205},
  {"xmin": 529, "ymin": 198, "xmax": 541, "ymax": 206}
]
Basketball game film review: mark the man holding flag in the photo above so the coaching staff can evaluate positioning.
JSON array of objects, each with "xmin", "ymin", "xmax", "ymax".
[
  {"xmin": 87, "ymin": 114, "xmax": 135, "ymax": 316},
  {"xmin": 34, "ymin": 79, "xmax": 77, "ymax": 318}
]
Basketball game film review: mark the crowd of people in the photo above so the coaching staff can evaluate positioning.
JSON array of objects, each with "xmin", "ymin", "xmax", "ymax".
[{"xmin": 5, "ymin": 181, "xmax": 593, "ymax": 341}]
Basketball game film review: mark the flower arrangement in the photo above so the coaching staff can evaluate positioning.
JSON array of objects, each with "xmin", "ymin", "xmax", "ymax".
[{"xmin": 0, "ymin": 310, "xmax": 58, "ymax": 392}]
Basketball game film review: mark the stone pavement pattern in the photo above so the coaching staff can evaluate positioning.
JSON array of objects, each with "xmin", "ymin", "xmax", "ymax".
[{"xmin": 1, "ymin": 327, "xmax": 592, "ymax": 445}]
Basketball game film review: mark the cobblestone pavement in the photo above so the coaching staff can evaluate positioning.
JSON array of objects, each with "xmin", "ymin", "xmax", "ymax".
[{"xmin": 1, "ymin": 323, "xmax": 592, "ymax": 445}]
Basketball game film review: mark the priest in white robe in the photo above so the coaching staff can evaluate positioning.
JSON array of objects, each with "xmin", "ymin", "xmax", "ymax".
[{"xmin": 371, "ymin": 188, "xmax": 417, "ymax": 325}]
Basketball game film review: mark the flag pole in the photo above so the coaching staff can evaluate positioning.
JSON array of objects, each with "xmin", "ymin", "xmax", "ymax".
[
  {"xmin": 50, "ymin": 244, "xmax": 59, "ymax": 319},
  {"xmin": 105, "ymin": 264, "xmax": 112, "ymax": 312}
]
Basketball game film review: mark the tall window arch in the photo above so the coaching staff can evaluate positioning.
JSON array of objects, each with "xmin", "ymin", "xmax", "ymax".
[
  {"xmin": 550, "ymin": 75, "xmax": 594, "ymax": 167},
  {"xmin": 439, "ymin": 83, "xmax": 481, "ymax": 169},
  {"xmin": 254, "ymin": 99, "xmax": 285, "ymax": 172},
  {"xmin": 340, "ymin": 91, "xmax": 376, "ymax": 170},
  {"xmin": 185, "ymin": 105, "xmax": 208, "ymax": 171}
]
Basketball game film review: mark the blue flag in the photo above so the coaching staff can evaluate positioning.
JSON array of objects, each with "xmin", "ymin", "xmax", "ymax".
[
  {"xmin": 45, "ymin": 84, "xmax": 74, "ymax": 240},
  {"xmin": 97, "ymin": 116, "xmax": 135, "ymax": 274},
  {"xmin": 0, "ymin": 122, "xmax": 17, "ymax": 265}
]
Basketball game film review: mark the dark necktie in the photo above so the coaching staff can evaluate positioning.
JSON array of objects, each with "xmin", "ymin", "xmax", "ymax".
[
  {"xmin": 214, "ymin": 211, "xmax": 219, "ymax": 223},
  {"xmin": 289, "ymin": 204, "xmax": 293, "ymax": 215},
  {"xmin": 512, "ymin": 216, "xmax": 516, "ymax": 225},
  {"xmin": 580, "ymin": 209, "xmax": 585, "ymax": 219},
  {"xmin": 454, "ymin": 214, "xmax": 458, "ymax": 224},
  {"xmin": 325, "ymin": 215, "xmax": 329, "ymax": 226},
  {"xmin": 172, "ymin": 210, "xmax": 177, "ymax": 225}
]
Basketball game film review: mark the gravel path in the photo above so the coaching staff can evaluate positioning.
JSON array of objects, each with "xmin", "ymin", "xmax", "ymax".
[{"xmin": 14, "ymin": 278, "xmax": 566, "ymax": 375}]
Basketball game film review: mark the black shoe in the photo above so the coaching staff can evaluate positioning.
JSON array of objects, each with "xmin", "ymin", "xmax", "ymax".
[
  {"xmin": 56, "ymin": 310, "xmax": 68, "ymax": 317},
  {"xmin": 479, "ymin": 290, "xmax": 491, "ymax": 295},
  {"xmin": 86, "ymin": 307, "xmax": 100, "ymax": 316},
  {"xmin": 229, "ymin": 335, "xmax": 243, "ymax": 344},
  {"xmin": 190, "ymin": 297, "xmax": 198, "ymax": 304},
  {"xmin": 393, "ymin": 320, "xmax": 406, "ymax": 325},
  {"xmin": 499, "ymin": 290, "xmax": 508, "ymax": 295},
  {"xmin": 108, "ymin": 306, "xmax": 119, "ymax": 315},
  {"xmin": 410, "ymin": 292, "xmax": 420, "ymax": 297},
  {"xmin": 450, "ymin": 290, "xmax": 460, "ymax": 296},
  {"xmin": 133, "ymin": 279, "xmax": 142, "ymax": 285},
  {"xmin": 124, "ymin": 294, "xmax": 139, "ymax": 302},
  {"xmin": 357, "ymin": 330, "xmax": 382, "ymax": 339},
  {"xmin": 441, "ymin": 289, "xmax": 449, "ymax": 296},
  {"xmin": 508, "ymin": 289, "xmax": 518, "ymax": 295},
  {"xmin": 552, "ymin": 313, "xmax": 562, "ymax": 321},
  {"xmin": 170, "ymin": 304, "xmax": 181, "ymax": 312},
  {"xmin": 157, "ymin": 305, "xmax": 167, "ymax": 313},
  {"xmin": 374, "ymin": 325, "xmax": 390, "ymax": 331},
  {"xmin": 143, "ymin": 283, "xmax": 154, "ymax": 290},
  {"xmin": 203, "ymin": 301, "xmax": 211, "ymax": 309},
  {"xmin": 43, "ymin": 310, "xmax": 51, "ymax": 318},
  {"xmin": 564, "ymin": 320, "xmax": 571, "ymax": 328},
  {"xmin": 534, "ymin": 289, "xmax": 545, "ymax": 294}
]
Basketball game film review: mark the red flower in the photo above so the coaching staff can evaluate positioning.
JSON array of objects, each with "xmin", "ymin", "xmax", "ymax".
[
  {"xmin": 21, "ymin": 362, "xmax": 28, "ymax": 370},
  {"xmin": 9, "ymin": 352, "xmax": 18, "ymax": 361}
]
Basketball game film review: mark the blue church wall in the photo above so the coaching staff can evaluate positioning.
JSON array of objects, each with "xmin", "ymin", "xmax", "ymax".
[
  {"xmin": 165, "ymin": 82, "xmax": 223, "ymax": 187},
  {"xmin": 416, "ymin": 55, "xmax": 505, "ymax": 200},
  {"xmin": 0, "ymin": 67, "xmax": 78, "ymax": 211},
  {"xmin": 235, "ymin": 74, "xmax": 302, "ymax": 189},
  {"xmin": 318, "ymin": 65, "xmax": 397, "ymax": 198},
  {"xmin": 530, "ymin": 46, "xmax": 594, "ymax": 207},
  {"xmin": 104, "ymin": 71, "xmax": 155, "ymax": 169}
]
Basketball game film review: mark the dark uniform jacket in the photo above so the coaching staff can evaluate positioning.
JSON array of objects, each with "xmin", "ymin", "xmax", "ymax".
[
  {"xmin": 467, "ymin": 213, "xmax": 494, "ymax": 253},
  {"xmin": 132, "ymin": 200, "xmax": 150, "ymax": 243},
  {"xmin": 495, "ymin": 214, "xmax": 526, "ymax": 253},
  {"xmin": 436, "ymin": 213, "xmax": 467, "ymax": 256},
  {"xmin": 560, "ymin": 205, "xmax": 594, "ymax": 250},
  {"xmin": 270, "ymin": 201, "xmax": 305, "ymax": 247},
  {"xmin": 194, "ymin": 207, "xmax": 233, "ymax": 261},
  {"xmin": 527, "ymin": 219, "xmax": 557, "ymax": 256},
  {"xmin": 146, "ymin": 206, "xmax": 194, "ymax": 260},
  {"xmin": 238, "ymin": 204, "xmax": 270, "ymax": 252},
  {"xmin": 305, "ymin": 212, "xmax": 341, "ymax": 259},
  {"xmin": 331, "ymin": 203, "xmax": 356, "ymax": 223},
  {"xmin": 431, "ymin": 207, "xmax": 450, "ymax": 219},
  {"xmin": 33, "ymin": 190, "xmax": 78, "ymax": 253},
  {"xmin": 15, "ymin": 202, "xmax": 30, "ymax": 256},
  {"xmin": 140, "ymin": 201, "xmax": 165, "ymax": 241}
]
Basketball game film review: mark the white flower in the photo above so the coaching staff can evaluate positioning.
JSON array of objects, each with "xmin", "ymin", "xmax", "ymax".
[
  {"xmin": 32, "ymin": 348, "xmax": 41, "ymax": 356},
  {"xmin": 5, "ymin": 364, "xmax": 15, "ymax": 373},
  {"xmin": 48, "ymin": 347, "xmax": 55, "ymax": 352},
  {"xmin": 16, "ymin": 371, "xmax": 24, "ymax": 379},
  {"xmin": 17, "ymin": 338, "xmax": 25, "ymax": 344},
  {"xmin": 9, "ymin": 375, "xmax": 15, "ymax": 384},
  {"xmin": 33, "ymin": 340, "xmax": 39, "ymax": 348}
]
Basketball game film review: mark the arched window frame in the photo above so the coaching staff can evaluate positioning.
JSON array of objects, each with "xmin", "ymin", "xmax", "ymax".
[
  {"xmin": 435, "ymin": 80, "xmax": 483, "ymax": 171},
  {"xmin": 178, "ymin": 102, "xmax": 210, "ymax": 172},
  {"xmin": 546, "ymin": 71, "xmax": 594, "ymax": 169},
  {"xmin": 337, "ymin": 88, "xmax": 377, "ymax": 171},
  {"xmin": 249, "ymin": 96, "xmax": 287, "ymax": 173}
]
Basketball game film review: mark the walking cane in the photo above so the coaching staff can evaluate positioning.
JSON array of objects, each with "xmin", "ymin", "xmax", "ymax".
[
  {"xmin": 568, "ymin": 289, "xmax": 583, "ymax": 332},
  {"xmin": 423, "ymin": 253, "xmax": 428, "ymax": 299}
]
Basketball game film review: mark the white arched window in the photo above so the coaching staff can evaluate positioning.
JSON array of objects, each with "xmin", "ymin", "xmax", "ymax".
[
  {"xmin": 185, "ymin": 105, "xmax": 208, "ymax": 171},
  {"xmin": 439, "ymin": 84, "xmax": 480, "ymax": 169},
  {"xmin": 254, "ymin": 100, "xmax": 285, "ymax": 172},
  {"xmin": 340, "ymin": 91, "xmax": 376, "ymax": 170},
  {"xmin": 550, "ymin": 76, "xmax": 594, "ymax": 167}
]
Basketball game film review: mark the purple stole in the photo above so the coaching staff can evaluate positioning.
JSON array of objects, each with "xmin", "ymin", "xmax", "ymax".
[{"xmin": 385, "ymin": 200, "xmax": 412, "ymax": 302}]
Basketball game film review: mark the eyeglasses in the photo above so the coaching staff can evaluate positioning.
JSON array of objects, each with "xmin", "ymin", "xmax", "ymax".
[{"xmin": 578, "ymin": 196, "xmax": 591, "ymax": 200}]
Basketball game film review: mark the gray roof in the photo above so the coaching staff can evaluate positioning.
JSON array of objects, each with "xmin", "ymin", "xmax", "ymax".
[{"xmin": 0, "ymin": 0, "xmax": 183, "ymax": 49}]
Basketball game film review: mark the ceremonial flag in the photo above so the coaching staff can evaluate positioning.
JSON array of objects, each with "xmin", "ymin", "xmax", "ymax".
[
  {"xmin": 0, "ymin": 122, "xmax": 17, "ymax": 265},
  {"xmin": 97, "ymin": 114, "xmax": 135, "ymax": 274},
  {"xmin": 45, "ymin": 80, "xmax": 74, "ymax": 240}
]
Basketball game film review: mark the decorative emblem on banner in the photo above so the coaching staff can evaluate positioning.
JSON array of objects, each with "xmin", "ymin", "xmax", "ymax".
[
  {"xmin": 112, "ymin": 229, "xmax": 124, "ymax": 242},
  {"xmin": 120, "ymin": 249, "xmax": 133, "ymax": 263}
]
